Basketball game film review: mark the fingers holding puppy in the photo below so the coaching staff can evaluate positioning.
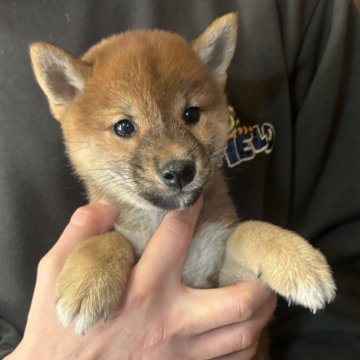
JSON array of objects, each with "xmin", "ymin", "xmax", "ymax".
[
  {"xmin": 188, "ymin": 288, "xmax": 275, "ymax": 359},
  {"xmin": 180, "ymin": 281, "xmax": 275, "ymax": 335},
  {"xmin": 19, "ymin": 199, "xmax": 276, "ymax": 360},
  {"xmin": 134, "ymin": 196, "xmax": 203, "ymax": 289}
]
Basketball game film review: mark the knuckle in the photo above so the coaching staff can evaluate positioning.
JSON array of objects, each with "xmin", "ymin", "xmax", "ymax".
[
  {"xmin": 230, "ymin": 296, "xmax": 253, "ymax": 322},
  {"xmin": 126, "ymin": 270, "xmax": 162, "ymax": 307},
  {"xmin": 169, "ymin": 312, "xmax": 192, "ymax": 337},
  {"xmin": 236, "ymin": 327, "xmax": 255, "ymax": 350},
  {"xmin": 127, "ymin": 279, "xmax": 153, "ymax": 307},
  {"xmin": 128, "ymin": 287, "xmax": 147, "ymax": 306},
  {"xmin": 163, "ymin": 217, "xmax": 193, "ymax": 240}
]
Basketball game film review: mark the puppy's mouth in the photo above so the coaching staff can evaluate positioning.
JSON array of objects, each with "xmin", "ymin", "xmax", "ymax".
[{"xmin": 140, "ymin": 188, "xmax": 203, "ymax": 211}]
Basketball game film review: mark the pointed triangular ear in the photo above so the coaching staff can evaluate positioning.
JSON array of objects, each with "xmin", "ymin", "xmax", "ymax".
[
  {"xmin": 192, "ymin": 13, "xmax": 237, "ymax": 87},
  {"xmin": 29, "ymin": 42, "xmax": 91, "ymax": 120}
]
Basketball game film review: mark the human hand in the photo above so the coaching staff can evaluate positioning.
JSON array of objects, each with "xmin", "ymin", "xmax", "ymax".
[{"xmin": 7, "ymin": 198, "xmax": 276, "ymax": 360}]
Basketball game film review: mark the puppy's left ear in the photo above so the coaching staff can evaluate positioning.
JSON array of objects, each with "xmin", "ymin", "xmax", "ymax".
[{"xmin": 192, "ymin": 13, "xmax": 237, "ymax": 88}]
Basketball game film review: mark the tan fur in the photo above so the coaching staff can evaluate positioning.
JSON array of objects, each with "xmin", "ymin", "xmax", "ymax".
[
  {"xmin": 55, "ymin": 232, "xmax": 134, "ymax": 333},
  {"xmin": 30, "ymin": 13, "xmax": 335, "ymax": 358},
  {"xmin": 220, "ymin": 221, "xmax": 335, "ymax": 312}
]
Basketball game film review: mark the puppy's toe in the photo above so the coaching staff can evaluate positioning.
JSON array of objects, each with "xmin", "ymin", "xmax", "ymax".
[
  {"xmin": 56, "ymin": 289, "xmax": 113, "ymax": 334},
  {"xmin": 263, "ymin": 248, "xmax": 336, "ymax": 312},
  {"xmin": 55, "ymin": 265, "xmax": 128, "ymax": 333},
  {"xmin": 286, "ymin": 262, "xmax": 336, "ymax": 312}
]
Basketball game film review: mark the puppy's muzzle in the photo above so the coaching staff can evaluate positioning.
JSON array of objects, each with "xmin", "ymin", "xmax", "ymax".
[{"xmin": 158, "ymin": 160, "xmax": 196, "ymax": 189}]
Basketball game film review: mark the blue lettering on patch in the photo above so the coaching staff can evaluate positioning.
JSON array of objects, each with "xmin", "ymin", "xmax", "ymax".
[{"xmin": 225, "ymin": 107, "xmax": 275, "ymax": 168}]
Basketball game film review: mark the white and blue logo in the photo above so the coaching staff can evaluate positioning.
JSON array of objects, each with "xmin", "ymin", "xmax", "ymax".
[{"xmin": 225, "ymin": 106, "xmax": 275, "ymax": 168}]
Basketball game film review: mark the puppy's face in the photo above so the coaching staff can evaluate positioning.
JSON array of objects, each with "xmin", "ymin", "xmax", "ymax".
[{"xmin": 30, "ymin": 14, "xmax": 237, "ymax": 211}]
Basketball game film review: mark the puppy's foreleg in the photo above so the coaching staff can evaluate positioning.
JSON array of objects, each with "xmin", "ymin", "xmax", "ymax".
[
  {"xmin": 219, "ymin": 221, "xmax": 336, "ymax": 312},
  {"xmin": 55, "ymin": 232, "xmax": 134, "ymax": 333}
]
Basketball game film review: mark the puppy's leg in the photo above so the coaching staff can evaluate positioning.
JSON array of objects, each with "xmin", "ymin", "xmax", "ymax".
[
  {"xmin": 55, "ymin": 232, "xmax": 134, "ymax": 333},
  {"xmin": 219, "ymin": 221, "xmax": 336, "ymax": 312}
]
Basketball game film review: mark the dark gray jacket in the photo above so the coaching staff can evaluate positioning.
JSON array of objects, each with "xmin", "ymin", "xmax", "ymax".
[{"xmin": 1, "ymin": 0, "xmax": 359, "ymax": 358}]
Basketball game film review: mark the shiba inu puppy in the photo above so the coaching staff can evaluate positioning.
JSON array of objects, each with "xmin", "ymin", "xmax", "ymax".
[{"xmin": 30, "ymin": 13, "xmax": 335, "ymax": 359}]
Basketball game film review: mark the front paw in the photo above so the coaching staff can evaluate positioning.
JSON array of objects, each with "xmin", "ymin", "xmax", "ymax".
[
  {"xmin": 55, "ymin": 232, "xmax": 134, "ymax": 333},
  {"xmin": 223, "ymin": 221, "xmax": 336, "ymax": 313},
  {"xmin": 259, "ymin": 232, "xmax": 336, "ymax": 312}
]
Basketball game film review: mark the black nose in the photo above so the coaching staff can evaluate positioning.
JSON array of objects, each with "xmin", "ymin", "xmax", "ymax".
[{"xmin": 159, "ymin": 160, "xmax": 196, "ymax": 189}]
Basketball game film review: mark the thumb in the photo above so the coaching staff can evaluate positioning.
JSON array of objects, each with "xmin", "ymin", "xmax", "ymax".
[
  {"xmin": 136, "ymin": 197, "xmax": 203, "ymax": 286},
  {"xmin": 45, "ymin": 200, "xmax": 119, "ymax": 274}
]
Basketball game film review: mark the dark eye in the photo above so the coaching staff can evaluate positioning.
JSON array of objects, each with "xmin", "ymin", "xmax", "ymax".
[
  {"xmin": 183, "ymin": 106, "xmax": 201, "ymax": 124},
  {"xmin": 113, "ymin": 119, "xmax": 136, "ymax": 138}
]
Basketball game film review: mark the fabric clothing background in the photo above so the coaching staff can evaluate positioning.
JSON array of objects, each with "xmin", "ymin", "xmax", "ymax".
[{"xmin": 0, "ymin": 0, "xmax": 359, "ymax": 358}]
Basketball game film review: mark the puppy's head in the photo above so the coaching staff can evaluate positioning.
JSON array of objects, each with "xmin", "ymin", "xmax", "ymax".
[{"xmin": 30, "ymin": 14, "xmax": 237, "ymax": 211}]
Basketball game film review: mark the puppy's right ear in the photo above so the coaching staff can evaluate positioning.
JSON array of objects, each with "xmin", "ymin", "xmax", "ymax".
[{"xmin": 29, "ymin": 42, "xmax": 91, "ymax": 120}]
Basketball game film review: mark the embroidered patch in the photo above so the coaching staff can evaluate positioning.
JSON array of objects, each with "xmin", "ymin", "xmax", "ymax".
[{"xmin": 225, "ymin": 106, "xmax": 275, "ymax": 168}]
